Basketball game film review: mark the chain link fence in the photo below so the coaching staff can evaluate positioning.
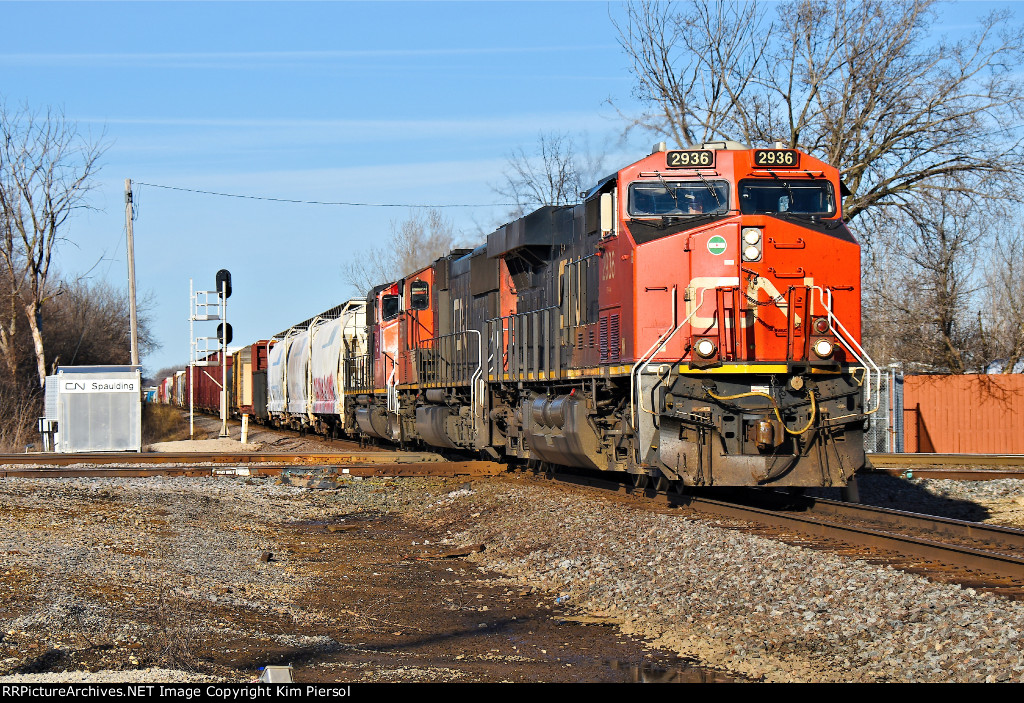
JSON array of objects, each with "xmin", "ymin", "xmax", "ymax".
[{"xmin": 864, "ymin": 366, "xmax": 903, "ymax": 453}]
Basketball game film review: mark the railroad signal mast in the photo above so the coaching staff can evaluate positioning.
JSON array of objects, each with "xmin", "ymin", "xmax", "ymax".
[{"xmin": 189, "ymin": 270, "xmax": 232, "ymax": 439}]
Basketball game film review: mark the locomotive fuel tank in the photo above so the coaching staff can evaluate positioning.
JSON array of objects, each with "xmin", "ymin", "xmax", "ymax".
[
  {"xmin": 355, "ymin": 402, "xmax": 396, "ymax": 440},
  {"xmin": 521, "ymin": 392, "xmax": 606, "ymax": 471}
]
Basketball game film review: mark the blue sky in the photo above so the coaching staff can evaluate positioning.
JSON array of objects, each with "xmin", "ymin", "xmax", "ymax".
[{"xmin": 0, "ymin": 0, "xmax": 1015, "ymax": 376}]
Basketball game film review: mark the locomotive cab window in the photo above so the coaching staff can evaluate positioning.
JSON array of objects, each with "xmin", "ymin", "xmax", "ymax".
[
  {"xmin": 381, "ymin": 294, "xmax": 401, "ymax": 321},
  {"xmin": 739, "ymin": 179, "xmax": 836, "ymax": 216},
  {"xmin": 628, "ymin": 181, "xmax": 729, "ymax": 218},
  {"xmin": 409, "ymin": 280, "xmax": 429, "ymax": 311}
]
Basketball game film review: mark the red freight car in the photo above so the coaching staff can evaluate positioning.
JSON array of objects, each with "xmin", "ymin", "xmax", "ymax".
[{"xmin": 191, "ymin": 350, "xmax": 233, "ymax": 415}]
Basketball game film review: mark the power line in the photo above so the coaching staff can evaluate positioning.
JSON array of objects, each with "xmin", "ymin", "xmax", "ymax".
[{"xmin": 135, "ymin": 181, "xmax": 517, "ymax": 208}]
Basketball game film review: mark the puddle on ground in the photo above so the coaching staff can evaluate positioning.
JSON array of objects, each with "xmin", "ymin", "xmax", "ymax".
[{"xmin": 608, "ymin": 659, "xmax": 747, "ymax": 683}]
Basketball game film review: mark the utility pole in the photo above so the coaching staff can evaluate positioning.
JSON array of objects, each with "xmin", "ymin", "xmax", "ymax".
[{"xmin": 124, "ymin": 179, "xmax": 139, "ymax": 368}]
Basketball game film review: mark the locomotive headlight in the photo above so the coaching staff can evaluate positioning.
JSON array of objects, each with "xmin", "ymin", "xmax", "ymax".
[
  {"xmin": 694, "ymin": 338, "xmax": 717, "ymax": 358},
  {"xmin": 741, "ymin": 228, "xmax": 762, "ymax": 261},
  {"xmin": 813, "ymin": 339, "xmax": 834, "ymax": 358}
]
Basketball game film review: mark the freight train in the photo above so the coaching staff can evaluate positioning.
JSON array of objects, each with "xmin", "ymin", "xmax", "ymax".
[{"xmin": 159, "ymin": 141, "xmax": 879, "ymax": 488}]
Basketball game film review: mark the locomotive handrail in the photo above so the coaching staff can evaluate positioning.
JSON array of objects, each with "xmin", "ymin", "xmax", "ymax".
[
  {"xmin": 408, "ymin": 329, "xmax": 485, "ymax": 445},
  {"xmin": 813, "ymin": 286, "xmax": 881, "ymax": 416},
  {"xmin": 636, "ymin": 298, "xmax": 709, "ymax": 417},
  {"xmin": 485, "ymin": 305, "xmax": 560, "ymax": 324},
  {"xmin": 411, "ymin": 329, "xmax": 481, "ymax": 387},
  {"xmin": 631, "ymin": 287, "xmax": 707, "ymax": 432},
  {"xmin": 632, "ymin": 285, "xmax": 679, "ymax": 427},
  {"xmin": 386, "ymin": 363, "xmax": 398, "ymax": 414},
  {"xmin": 487, "ymin": 306, "xmax": 559, "ymax": 381},
  {"xmin": 343, "ymin": 352, "xmax": 373, "ymax": 391},
  {"xmin": 338, "ymin": 306, "xmax": 364, "ymax": 421},
  {"xmin": 486, "ymin": 318, "xmax": 507, "ymax": 380},
  {"xmin": 467, "ymin": 329, "xmax": 484, "ymax": 436}
]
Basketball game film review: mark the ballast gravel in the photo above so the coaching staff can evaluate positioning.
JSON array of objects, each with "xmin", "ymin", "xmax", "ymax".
[
  {"xmin": 420, "ymin": 477, "xmax": 1024, "ymax": 683},
  {"xmin": 0, "ymin": 467, "xmax": 1021, "ymax": 683}
]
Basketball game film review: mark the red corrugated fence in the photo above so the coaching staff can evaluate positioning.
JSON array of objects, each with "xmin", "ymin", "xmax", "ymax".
[{"xmin": 904, "ymin": 374, "xmax": 1024, "ymax": 453}]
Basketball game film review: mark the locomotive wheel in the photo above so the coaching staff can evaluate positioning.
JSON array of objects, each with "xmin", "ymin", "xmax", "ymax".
[{"xmin": 632, "ymin": 473, "xmax": 649, "ymax": 490}]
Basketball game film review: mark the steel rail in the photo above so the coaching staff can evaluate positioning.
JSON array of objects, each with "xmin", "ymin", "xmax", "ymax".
[
  {"xmin": 0, "ymin": 451, "xmax": 445, "ymax": 467},
  {"xmin": 674, "ymin": 495, "xmax": 1024, "ymax": 581},
  {"xmin": 550, "ymin": 472, "xmax": 1024, "ymax": 583},
  {"xmin": 868, "ymin": 453, "xmax": 1024, "ymax": 468},
  {"xmin": 798, "ymin": 496, "xmax": 1024, "ymax": 552},
  {"xmin": 0, "ymin": 460, "xmax": 502, "ymax": 480},
  {"xmin": 864, "ymin": 468, "xmax": 1024, "ymax": 480}
]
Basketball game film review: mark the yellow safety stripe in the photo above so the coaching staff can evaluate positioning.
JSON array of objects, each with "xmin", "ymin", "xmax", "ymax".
[{"xmin": 367, "ymin": 362, "xmax": 852, "ymax": 393}]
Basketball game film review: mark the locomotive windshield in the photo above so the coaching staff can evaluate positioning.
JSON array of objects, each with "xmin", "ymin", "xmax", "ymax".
[
  {"xmin": 381, "ymin": 294, "xmax": 400, "ymax": 321},
  {"xmin": 738, "ymin": 179, "xmax": 836, "ymax": 216},
  {"xmin": 628, "ymin": 180, "xmax": 729, "ymax": 217}
]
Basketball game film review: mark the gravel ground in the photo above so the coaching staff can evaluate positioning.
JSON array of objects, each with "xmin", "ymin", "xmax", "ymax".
[
  {"xmin": 0, "ymin": 475, "xmax": 325, "ymax": 683},
  {"xmin": 0, "ymin": 442, "xmax": 1022, "ymax": 683},
  {"xmin": 430, "ymin": 475, "xmax": 1024, "ymax": 683}
]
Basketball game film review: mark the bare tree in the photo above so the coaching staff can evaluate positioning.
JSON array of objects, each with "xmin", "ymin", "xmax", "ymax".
[
  {"xmin": 44, "ymin": 279, "xmax": 156, "ymax": 371},
  {"xmin": 979, "ymin": 226, "xmax": 1024, "ymax": 373},
  {"xmin": 0, "ymin": 98, "xmax": 107, "ymax": 387},
  {"xmin": 342, "ymin": 208, "xmax": 460, "ymax": 296},
  {"xmin": 616, "ymin": 0, "xmax": 1024, "ymax": 225},
  {"xmin": 863, "ymin": 192, "xmax": 989, "ymax": 373},
  {"xmin": 493, "ymin": 132, "xmax": 600, "ymax": 219},
  {"xmin": 147, "ymin": 364, "xmax": 186, "ymax": 387},
  {"xmin": 0, "ymin": 252, "xmax": 24, "ymax": 377},
  {"xmin": 615, "ymin": 0, "xmax": 768, "ymax": 150}
]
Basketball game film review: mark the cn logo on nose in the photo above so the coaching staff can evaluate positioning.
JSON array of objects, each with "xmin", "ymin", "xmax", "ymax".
[{"xmin": 707, "ymin": 235, "xmax": 727, "ymax": 255}]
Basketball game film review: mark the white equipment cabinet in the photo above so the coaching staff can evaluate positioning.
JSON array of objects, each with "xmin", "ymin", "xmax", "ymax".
[{"xmin": 41, "ymin": 366, "xmax": 142, "ymax": 453}]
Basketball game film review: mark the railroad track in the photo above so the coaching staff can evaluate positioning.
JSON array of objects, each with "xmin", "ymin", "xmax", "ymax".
[
  {"xmin": 866, "ymin": 453, "xmax": 1024, "ymax": 480},
  {"xmin": 6, "ymin": 443, "xmax": 1024, "ymax": 593},
  {"xmin": 0, "ymin": 451, "xmax": 503, "ymax": 479},
  {"xmin": 0, "ymin": 450, "xmax": 444, "ymax": 465},
  {"xmin": 545, "ymin": 471, "xmax": 1024, "ymax": 598}
]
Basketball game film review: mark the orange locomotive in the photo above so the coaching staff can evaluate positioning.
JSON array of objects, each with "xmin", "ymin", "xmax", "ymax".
[{"xmin": 349, "ymin": 141, "xmax": 876, "ymax": 487}]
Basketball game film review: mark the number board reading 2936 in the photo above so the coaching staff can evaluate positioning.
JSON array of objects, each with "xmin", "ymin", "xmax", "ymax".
[
  {"xmin": 753, "ymin": 149, "xmax": 800, "ymax": 168},
  {"xmin": 666, "ymin": 150, "xmax": 715, "ymax": 168}
]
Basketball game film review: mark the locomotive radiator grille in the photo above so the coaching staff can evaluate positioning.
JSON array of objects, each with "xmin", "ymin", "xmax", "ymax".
[{"xmin": 599, "ymin": 312, "xmax": 621, "ymax": 363}]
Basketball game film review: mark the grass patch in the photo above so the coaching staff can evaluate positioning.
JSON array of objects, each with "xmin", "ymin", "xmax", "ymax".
[
  {"xmin": 0, "ymin": 384, "xmax": 42, "ymax": 453},
  {"xmin": 142, "ymin": 404, "xmax": 192, "ymax": 444}
]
